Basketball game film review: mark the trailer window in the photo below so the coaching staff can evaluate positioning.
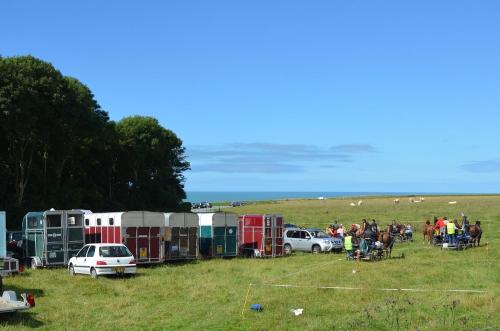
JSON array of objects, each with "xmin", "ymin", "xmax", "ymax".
[
  {"xmin": 67, "ymin": 214, "xmax": 83, "ymax": 227},
  {"xmin": 46, "ymin": 214, "xmax": 62, "ymax": 227},
  {"xmin": 109, "ymin": 218, "xmax": 114, "ymax": 226},
  {"xmin": 27, "ymin": 216, "xmax": 40, "ymax": 229},
  {"xmin": 85, "ymin": 219, "xmax": 89, "ymax": 226},
  {"xmin": 99, "ymin": 246, "xmax": 132, "ymax": 258},
  {"xmin": 97, "ymin": 218, "xmax": 101, "ymax": 226}
]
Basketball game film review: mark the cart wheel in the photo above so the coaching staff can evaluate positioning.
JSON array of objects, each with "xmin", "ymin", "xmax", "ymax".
[
  {"xmin": 90, "ymin": 268, "xmax": 98, "ymax": 279},
  {"xmin": 31, "ymin": 258, "xmax": 38, "ymax": 270},
  {"xmin": 69, "ymin": 264, "xmax": 75, "ymax": 276}
]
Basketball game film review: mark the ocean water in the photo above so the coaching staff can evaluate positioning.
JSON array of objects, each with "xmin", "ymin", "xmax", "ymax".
[{"xmin": 185, "ymin": 191, "xmax": 421, "ymax": 203}]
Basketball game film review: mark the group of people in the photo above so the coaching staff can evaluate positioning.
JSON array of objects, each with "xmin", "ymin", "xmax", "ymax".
[
  {"xmin": 391, "ymin": 221, "xmax": 414, "ymax": 240},
  {"xmin": 326, "ymin": 219, "xmax": 381, "ymax": 258},
  {"xmin": 325, "ymin": 221, "xmax": 346, "ymax": 238},
  {"xmin": 431, "ymin": 216, "xmax": 469, "ymax": 245}
]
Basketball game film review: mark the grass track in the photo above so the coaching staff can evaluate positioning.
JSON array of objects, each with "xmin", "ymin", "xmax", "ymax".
[{"xmin": 1, "ymin": 195, "xmax": 499, "ymax": 330}]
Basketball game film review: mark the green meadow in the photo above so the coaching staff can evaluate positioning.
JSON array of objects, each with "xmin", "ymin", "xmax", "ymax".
[{"xmin": 2, "ymin": 195, "xmax": 499, "ymax": 330}]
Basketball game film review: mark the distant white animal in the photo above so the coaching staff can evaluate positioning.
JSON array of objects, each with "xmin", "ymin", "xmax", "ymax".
[
  {"xmin": 318, "ymin": 196, "xmax": 326, "ymax": 200},
  {"xmin": 357, "ymin": 200, "xmax": 363, "ymax": 206},
  {"xmin": 350, "ymin": 202, "xmax": 356, "ymax": 207},
  {"xmin": 448, "ymin": 201, "xmax": 457, "ymax": 205},
  {"xmin": 393, "ymin": 199, "xmax": 400, "ymax": 204},
  {"xmin": 409, "ymin": 197, "xmax": 424, "ymax": 203}
]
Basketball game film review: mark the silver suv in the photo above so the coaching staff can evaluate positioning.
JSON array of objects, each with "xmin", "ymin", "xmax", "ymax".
[{"xmin": 284, "ymin": 228, "xmax": 343, "ymax": 254}]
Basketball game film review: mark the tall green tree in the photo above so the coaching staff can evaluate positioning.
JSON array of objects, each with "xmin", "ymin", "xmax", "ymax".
[
  {"xmin": 114, "ymin": 116, "xmax": 190, "ymax": 211},
  {"xmin": 0, "ymin": 56, "xmax": 66, "ymax": 212},
  {"xmin": 1, "ymin": 56, "xmax": 190, "ymax": 227},
  {"xmin": 0, "ymin": 56, "xmax": 111, "ymax": 226}
]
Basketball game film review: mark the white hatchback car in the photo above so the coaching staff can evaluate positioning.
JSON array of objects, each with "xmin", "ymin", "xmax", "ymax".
[{"xmin": 68, "ymin": 244, "xmax": 137, "ymax": 278}]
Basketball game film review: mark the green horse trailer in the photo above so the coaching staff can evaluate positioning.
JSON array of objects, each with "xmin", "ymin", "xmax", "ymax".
[
  {"xmin": 22, "ymin": 210, "xmax": 85, "ymax": 268},
  {"xmin": 198, "ymin": 212, "xmax": 238, "ymax": 257}
]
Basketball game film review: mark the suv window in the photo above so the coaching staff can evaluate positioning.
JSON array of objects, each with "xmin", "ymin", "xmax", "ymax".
[
  {"xmin": 285, "ymin": 230, "xmax": 295, "ymax": 238},
  {"xmin": 87, "ymin": 245, "xmax": 96, "ymax": 257},
  {"xmin": 301, "ymin": 231, "xmax": 311, "ymax": 239},
  {"xmin": 291, "ymin": 231, "xmax": 301, "ymax": 239},
  {"xmin": 76, "ymin": 246, "xmax": 89, "ymax": 258}
]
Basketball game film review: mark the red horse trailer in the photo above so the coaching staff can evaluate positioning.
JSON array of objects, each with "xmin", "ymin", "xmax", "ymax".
[
  {"xmin": 84, "ymin": 211, "xmax": 163, "ymax": 264},
  {"xmin": 238, "ymin": 214, "xmax": 284, "ymax": 257}
]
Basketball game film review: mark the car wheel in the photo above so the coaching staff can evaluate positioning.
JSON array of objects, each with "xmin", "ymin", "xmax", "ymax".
[
  {"xmin": 312, "ymin": 245, "xmax": 321, "ymax": 254},
  {"xmin": 69, "ymin": 264, "xmax": 75, "ymax": 276},
  {"xmin": 31, "ymin": 258, "xmax": 38, "ymax": 270},
  {"xmin": 90, "ymin": 267, "xmax": 98, "ymax": 279},
  {"xmin": 284, "ymin": 244, "xmax": 292, "ymax": 255}
]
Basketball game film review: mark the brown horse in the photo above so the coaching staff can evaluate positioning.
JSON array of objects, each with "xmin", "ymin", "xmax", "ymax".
[
  {"xmin": 423, "ymin": 220, "xmax": 434, "ymax": 243},
  {"xmin": 469, "ymin": 221, "xmax": 482, "ymax": 247},
  {"xmin": 378, "ymin": 224, "xmax": 394, "ymax": 257}
]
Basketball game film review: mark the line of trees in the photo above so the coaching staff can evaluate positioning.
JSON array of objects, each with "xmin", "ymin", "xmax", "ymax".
[{"xmin": 0, "ymin": 55, "xmax": 190, "ymax": 228}]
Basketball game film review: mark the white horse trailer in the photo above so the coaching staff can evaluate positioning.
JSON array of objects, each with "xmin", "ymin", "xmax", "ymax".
[{"xmin": 84, "ymin": 211, "xmax": 164, "ymax": 264}]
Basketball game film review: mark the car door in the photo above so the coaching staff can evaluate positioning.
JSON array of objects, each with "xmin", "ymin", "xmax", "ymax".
[
  {"xmin": 84, "ymin": 245, "xmax": 97, "ymax": 275},
  {"xmin": 289, "ymin": 230, "xmax": 300, "ymax": 250},
  {"xmin": 73, "ymin": 245, "xmax": 89, "ymax": 274},
  {"xmin": 299, "ymin": 231, "xmax": 312, "ymax": 250}
]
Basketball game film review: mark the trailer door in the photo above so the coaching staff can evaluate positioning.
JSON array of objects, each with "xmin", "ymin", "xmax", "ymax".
[{"xmin": 44, "ymin": 212, "xmax": 65, "ymax": 266}]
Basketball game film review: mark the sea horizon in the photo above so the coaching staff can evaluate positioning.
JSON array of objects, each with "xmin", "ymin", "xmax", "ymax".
[{"xmin": 184, "ymin": 191, "xmax": 486, "ymax": 203}]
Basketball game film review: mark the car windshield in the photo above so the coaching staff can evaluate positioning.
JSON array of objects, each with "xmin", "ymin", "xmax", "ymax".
[
  {"xmin": 309, "ymin": 230, "xmax": 330, "ymax": 238},
  {"xmin": 99, "ymin": 246, "xmax": 133, "ymax": 258}
]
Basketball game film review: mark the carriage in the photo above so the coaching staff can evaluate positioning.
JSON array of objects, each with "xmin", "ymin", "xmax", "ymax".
[
  {"xmin": 349, "ymin": 237, "xmax": 388, "ymax": 261},
  {"xmin": 391, "ymin": 223, "xmax": 413, "ymax": 243},
  {"xmin": 434, "ymin": 229, "xmax": 474, "ymax": 250}
]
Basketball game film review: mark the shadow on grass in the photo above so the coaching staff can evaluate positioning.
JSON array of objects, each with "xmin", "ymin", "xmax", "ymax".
[{"xmin": 0, "ymin": 311, "xmax": 43, "ymax": 328}]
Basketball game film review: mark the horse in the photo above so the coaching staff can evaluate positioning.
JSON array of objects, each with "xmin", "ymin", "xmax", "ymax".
[
  {"xmin": 378, "ymin": 224, "xmax": 395, "ymax": 258},
  {"xmin": 423, "ymin": 220, "xmax": 434, "ymax": 243},
  {"xmin": 469, "ymin": 221, "xmax": 482, "ymax": 247}
]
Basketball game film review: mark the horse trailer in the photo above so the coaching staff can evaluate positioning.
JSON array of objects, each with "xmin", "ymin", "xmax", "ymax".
[
  {"xmin": 164, "ymin": 213, "xmax": 199, "ymax": 260},
  {"xmin": 238, "ymin": 214, "xmax": 284, "ymax": 257},
  {"xmin": 198, "ymin": 213, "xmax": 238, "ymax": 258},
  {"xmin": 84, "ymin": 211, "xmax": 164, "ymax": 264},
  {"xmin": 22, "ymin": 210, "xmax": 85, "ymax": 268}
]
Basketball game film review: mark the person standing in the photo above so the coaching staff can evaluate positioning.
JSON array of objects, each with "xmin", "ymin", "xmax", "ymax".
[
  {"xmin": 447, "ymin": 219, "xmax": 456, "ymax": 245},
  {"xmin": 337, "ymin": 224, "xmax": 344, "ymax": 238},
  {"xmin": 344, "ymin": 234, "xmax": 353, "ymax": 259}
]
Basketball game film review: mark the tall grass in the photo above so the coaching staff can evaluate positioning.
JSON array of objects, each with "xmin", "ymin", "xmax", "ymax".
[{"xmin": 2, "ymin": 195, "xmax": 499, "ymax": 330}]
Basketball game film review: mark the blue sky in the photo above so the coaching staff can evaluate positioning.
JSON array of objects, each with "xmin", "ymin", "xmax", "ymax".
[{"xmin": 1, "ymin": 1, "xmax": 499, "ymax": 192}]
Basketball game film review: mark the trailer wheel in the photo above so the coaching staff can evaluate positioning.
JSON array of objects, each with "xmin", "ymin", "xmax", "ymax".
[
  {"xmin": 69, "ymin": 264, "xmax": 75, "ymax": 276},
  {"xmin": 284, "ymin": 244, "xmax": 292, "ymax": 255},
  {"xmin": 30, "ymin": 258, "xmax": 38, "ymax": 270},
  {"xmin": 312, "ymin": 245, "xmax": 321, "ymax": 254},
  {"xmin": 90, "ymin": 268, "xmax": 98, "ymax": 279}
]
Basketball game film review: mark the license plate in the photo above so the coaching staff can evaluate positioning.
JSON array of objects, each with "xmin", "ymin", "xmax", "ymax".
[{"xmin": 114, "ymin": 266, "xmax": 125, "ymax": 273}]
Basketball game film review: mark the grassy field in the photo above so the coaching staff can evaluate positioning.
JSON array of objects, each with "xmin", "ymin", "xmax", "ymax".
[{"xmin": 2, "ymin": 195, "xmax": 499, "ymax": 330}]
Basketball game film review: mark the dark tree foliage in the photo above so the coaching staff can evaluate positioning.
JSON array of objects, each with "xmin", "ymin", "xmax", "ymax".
[
  {"xmin": 0, "ymin": 56, "xmax": 190, "ymax": 228},
  {"xmin": 114, "ymin": 116, "xmax": 190, "ymax": 211}
]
